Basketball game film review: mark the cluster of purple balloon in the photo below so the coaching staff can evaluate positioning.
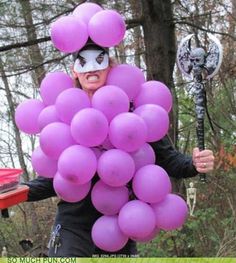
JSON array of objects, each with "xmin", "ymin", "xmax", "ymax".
[
  {"xmin": 15, "ymin": 64, "xmax": 188, "ymax": 252},
  {"xmin": 50, "ymin": 2, "xmax": 126, "ymax": 52}
]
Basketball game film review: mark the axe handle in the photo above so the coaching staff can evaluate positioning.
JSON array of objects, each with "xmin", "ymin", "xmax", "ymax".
[{"xmin": 197, "ymin": 118, "xmax": 206, "ymax": 182}]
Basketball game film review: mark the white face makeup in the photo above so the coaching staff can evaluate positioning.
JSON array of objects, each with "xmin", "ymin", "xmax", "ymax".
[{"xmin": 74, "ymin": 49, "xmax": 109, "ymax": 73}]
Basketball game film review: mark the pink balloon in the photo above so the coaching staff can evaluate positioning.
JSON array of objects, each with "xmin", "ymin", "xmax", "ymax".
[
  {"xmin": 91, "ymin": 180, "xmax": 129, "ymax": 215},
  {"xmin": 55, "ymin": 88, "xmax": 91, "ymax": 124},
  {"xmin": 101, "ymin": 136, "xmax": 114, "ymax": 150},
  {"xmin": 132, "ymin": 164, "xmax": 171, "ymax": 204},
  {"xmin": 38, "ymin": 105, "xmax": 60, "ymax": 131},
  {"xmin": 134, "ymin": 104, "xmax": 169, "ymax": 142},
  {"xmin": 130, "ymin": 143, "xmax": 156, "ymax": 171},
  {"xmin": 53, "ymin": 172, "xmax": 91, "ymax": 202},
  {"xmin": 106, "ymin": 64, "xmax": 145, "ymax": 100},
  {"xmin": 91, "ymin": 147, "xmax": 104, "ymax": 160},
  {"xmin": 40, "ymin": 72, "xmax": 73, "ymax": 106},
  {"xmin": 151, "ymin": 194, "xmax": 189, "ymax": 231},
  {"xmin": 88, "ymin": 10, "xmax": 126, "ymax": 47},
  {"xmin": 71, "ymin": 108, "xmax": 108, "ymax": 147},
  {"xmin": 109, "ymin": 112, "xmax": 147, "ymax": 152},
  {"xmin": 50, "ymin": 16, "xmax": 88, "ymax": 53},
  {"xmin": 97, "ymin": 149, "xmax": 135, "ymax": 187},
  {"xmin": 91, "ymin": 85, "xmax": 130, "ymax": 123},
  {"xmin": 131, "ymin": 227, "xmax": 160, "ymax": 243},
  {"xmin": 73, "ymin": 3, "xmax": 103, "ymax": 25},
  {"xmin": 15, "ymin": 99, "xmax": 44, "ymax": 134},
  {"xmin": 118, "ymin": 200, "xmax": 156, "ymax": 239},
  {"xmin": 31, "ymin": 146, "xmax": 57, "ymax": 178},
  {"xmin": 40, "ymin": 122, "xmax": 75, "ymax": 160},
  {"xmin": 58, "ymin": 145, "xmax": 97, "ymax": 185},
  {"xmin": 134, "ymin": 81, "xmax": 173, "ymax": 112}
]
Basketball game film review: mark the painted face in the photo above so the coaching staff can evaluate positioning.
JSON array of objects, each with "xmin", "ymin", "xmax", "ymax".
[{"xmin": 73, "ymin": 49, "xmax": 109, "ymax": 73}]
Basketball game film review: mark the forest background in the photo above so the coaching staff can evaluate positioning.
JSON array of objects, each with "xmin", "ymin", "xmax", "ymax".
[{"xmin": 0, "ymin": 0, "xmax": 235, "ymax": 257}]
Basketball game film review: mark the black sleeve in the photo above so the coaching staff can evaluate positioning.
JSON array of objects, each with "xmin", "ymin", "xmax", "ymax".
[
  {"xmin": 22, "ymin": 176, "xmax": 57, "ymax": 201},
  {"xmin": 150, "ymin": 136, "xmax": 198, "ymax": 179}
]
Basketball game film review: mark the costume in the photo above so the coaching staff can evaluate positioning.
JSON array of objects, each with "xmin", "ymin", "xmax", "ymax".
[{"xmin": 24, "ymin": 135, "xmax": 198, "ymax": 257}]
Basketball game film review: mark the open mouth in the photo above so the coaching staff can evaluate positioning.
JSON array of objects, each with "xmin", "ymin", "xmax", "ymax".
[{"xmin": 86, "ymin": 74, "xmax": 99, "ymax": 82}]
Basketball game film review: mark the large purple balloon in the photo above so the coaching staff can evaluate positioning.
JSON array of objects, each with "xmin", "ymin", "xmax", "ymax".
[
  {"xmin": 131, "ymin": 227, "xmax": 160, "ymax": 243},
  {"xmin": 134, "ymin": 81, "xmax": 173, "ymax": 112},
  {"xmin": 132, "ymin": 164, "xmax": 171, "ymax": 204},
  {"xmin": 71, "ymin": 108, "xmax": 108, "ymax": 147},
  {"xmin": 97, "ymin": 149, "xmax": 135, "ymax": 187},
  {"xmin": 15, "ymin": 99, "xmax": 44, "ymax": 134},
  {"xmin": 55, "ymin": 88, "xmax": 91, "ymax": 124},
  {"xmin": 134, "ymin": 104, "xmax": 169, "ymax": 142},
  {"xmin": 53, "ymin": 172, "xmax": 91, "ymax": 202},
  {"xmin": 40, "ymin": 72, "xmax": 73, "ymax": 106},
  {"xmin": 92, "ymin": 215, "xmax": 128, "ymax": 252},
  {"xmin": 31, "ymin": 146, "xmax": 57, "ymax": 178},
  {"xmin": 106, "ymin": 64, "xmax": 145, "ymax": 100},
  {"xmin": 109, "ymin": 112, "xmax": 147, "ymax": 152},
  {"xmin": 88, "ymin": 10, "xmax": 126, "ymax": 47},
  {"xmin": 73, "ymin": 3, "xmax": 103, "ymax": 25},
  {"xmin": 91, "ymin": 180, "xmax": 129, "ymax": 215},
  {"xmin": 38, "ymin": 105, "xmax": 60, "ymax": 131},
  {"xmin": 50, "ymin": 16, "xmax": 88, "ymax": 53},
  {"xmin": 151, "ymin": 194, "xmax": 189, "ymax": 231},
  {"xmin": 91, "ymin": 85, "xmax": 130, "ymax": 123},
  {"xmin": 118, "ymin": 200, "xmax": 156, "ymax": 239},
  {"xmin": 58, "ymin": 145, "xmax": 97, "ymax": 185},
  {"xmin": 40, "ymin": 122, "xmax": 75, "ymax": 160},
  {"xmin": 130, "ymin": 143, "xmax": 156, "ymax": 171}
]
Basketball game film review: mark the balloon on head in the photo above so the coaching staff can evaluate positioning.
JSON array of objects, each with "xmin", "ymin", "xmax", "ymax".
[
  {"xmin": 40, "ymin": 122, "xmax": 75, "ymax": 160},
  {"xmin": 109, "ymin": 112, "xmax": 147, "ymax": 152},
  {"xmin": 50, "ymin": 16, "xmax": 88, "ymax": 53},
  {"xmin": 132, "ymin": 164, "xmax": 171, "ymax": 204},
  {"xmin": 151, "ymin": 194, "xmax": 188, "ymax": 231},
  {"xmin": 134, "ymin": 104, "xmax": 169, "ymax": 142},
  {"xmin": 58, "ymin": 145, "xmax": 97, "ymax": 185},
  {"xmin": 91, "ymin": 85, "xmax": 130, "ymax": 123},
  {"xmin": 71, "ymin": 108, "xmax": 109, "ymax": 147},
  {"xmin": 88, "ymin": 10, "xmax": 126, "ymax": 47},
  {"xmin": 40, "ymin": 72, "xmax": 73, "ymax": 106},
  {"xmin": 97, "ymin": 149, "xmax": 135, "ymax": 187},
  {"xmin": 134, "ymin": 81, "xmax": 173, "ymax": 112},
  {"xmin": 73, "ymin": 2, "xmax": 103, "ymax": 25},
  {"xmin": 38, "ymin": 105, "xmax": 60, "ymax": 131},
  {"xmin": 92, "ymin": 215, "xmax": 128, "ymax": 252},
  {"xmin": 53, "ymin": 172, "xmax": 91, "ymax": 202},
  {"xmin": 15, "ymin": 99, "xmax": 44, "ymax": 134},
  {"xmin": 91, "ymin": 180, "xmax": 129, "ymax": 215},
  {"xmin": 106, "ymin": 64, "xmax": 145, "ymax": 100},
  {"xmin": 55, "ymin": 88, "xmax": 91, "ymax": 124}
]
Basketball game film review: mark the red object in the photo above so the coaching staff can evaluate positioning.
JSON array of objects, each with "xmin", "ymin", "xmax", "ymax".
[
  {"xmin": 0, "ymin": 185, "xmax": 29, "ymax": 209},
  {"xmin": 0, "ymin": 168, "xmax": 23, "ymax": 193}
]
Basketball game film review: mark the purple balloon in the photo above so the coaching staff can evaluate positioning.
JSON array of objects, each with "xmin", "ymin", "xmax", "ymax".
[
  {"xmin": 31, "ymin": 146, "xmax": 57, "ymax": 178},
  {"xmin": 53, "ymin": 172, "xmax": 91, "ymax": 202},
  {"xmin": 101, "ymin": 136, "xmax": 114, "ymax": 150},
  {"xmin": 134, "ymin": 104, "xmax": 169, "ymax": 142},
  {"xmin": 38, "ymin": 105, "xmax": 60, "ymax": 131},
  {"xmin": 106, "ymin": 64, "xmax": 145, "ymax": 100},
  {"xmin": 73, "ymin": 3, "xmax": 103, "ymax": 25},
  {"xmin": 15, "ymin": 99, "xmax": 44, "ymax": 134},
  {"xmin": 91, "ymin": 147, "xmax": 104, "ymax": 160},
  {"xmin": 55, "ymin": 88, "xmax": 91, "ymax": 124},
  {"xmin": 97, "ymin": 149, "xmax": 135, "ymax": 187},
  {"xmin": 92, "ymin": 215, "xmax": 128, "ymax": 252},
  {"xmin": 40, "ymin": 122, "xmax": 75, "ymax": 160},
  {"xmin": 118, "ymin": 200, "xmax": 156, "ymax": 239},
  {"xmin": 131, "ymin": 227, "xmax": 160, "ymax": 243},
  {"xmin": 92, "ymin": 85, "xmax": 130, "ymax": 123},
  {"xmin": 58, "ymin": 145, "xmax": 97, "ymax": 185},
  {"xmin": 134, "ymin": 81, "xmax": 173, "ymax": 112},
  {"xmin": 91, "ymin": 180, "xmax": 129, "ymax": 215},
  {"xmin": 88, "ymin": 10, "xmax": 126, "ymax": 47},
  {"xmin": 109, "ymin": 112, "xmax": 147, "ymax": 152},
  {"xmin": 132, "ymin": 164, "xmax": 171, "ymax": 204},
  {"xmin": 130, "ymin": 143, "xmax": 156, "ymax": 171},
  {"xmin": 50, "ymin": 15, "xmax": 88, "ymax": 53},
  {"xmin": 71, "ymin": 108, "xmax": 108, "ymax": 147},
  {"xmin": 40, "ymin": 72, "xmax": 74, "ymax": 106},
  {"xmin": 151, "ymin": 194, "xmax": 189, "ymax": 231}
]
